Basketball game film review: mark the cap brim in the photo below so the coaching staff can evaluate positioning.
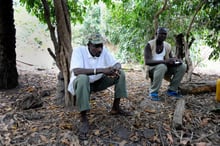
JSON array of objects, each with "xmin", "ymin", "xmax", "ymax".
[{"xmin": 90, "ymin": 40, "xmax": 103, "ymax": 44}]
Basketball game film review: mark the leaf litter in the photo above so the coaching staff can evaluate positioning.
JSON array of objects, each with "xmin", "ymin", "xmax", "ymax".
[{"xmin": 0, "ymin": 68, "xmax": 219, "ymax": 146}]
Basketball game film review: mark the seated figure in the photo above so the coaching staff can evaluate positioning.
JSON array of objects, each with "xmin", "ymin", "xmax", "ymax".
[
  {"xmin": 68, "ymin": 33, "xmax": 132, "ymax": 140},
  {"xmin": 143, "ymin": 27, "xmax": 187, "ymax": 101}
]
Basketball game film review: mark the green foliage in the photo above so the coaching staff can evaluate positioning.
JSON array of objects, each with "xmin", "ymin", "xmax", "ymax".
[
  {"xmin": 190, "ymin": 40, "xmax": 204, "ymax": 68},
  {"xmin": 19, "ymin": 0, "xmax": 87, "ymax": 24},
  {"xmin": 104, "ymin": 0, "xmax": 220, "ymax": 63},
  {"xmin": 19, "ymin": 0, "xmax": 50, "ymax": 23},
  {"xmin": 203, "ymin": 0, "xmax": 220, "ymax": 60},
  {"xmin": 104, "ymin": 0, "xmax": 157, "ymax": 64},
  {"xmin": 68, "ymin": 0, "xmax": 87, "ymax": 24},
  {"xmin": 72, "ymin": 4, "xmax": 102, "ymax": 46},
  {"xmin": 19, "ymin": 0, "xmax": 220, "ymax": 63}
]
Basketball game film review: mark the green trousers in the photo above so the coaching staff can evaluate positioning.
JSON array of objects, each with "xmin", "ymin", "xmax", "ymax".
[
  {"xmin": 149, "ymin": 63, "xmax": 187, "ymax": 94},
  {"xmin": 73, "ymin": 70, "xmax": 127, "ymax": 112}
]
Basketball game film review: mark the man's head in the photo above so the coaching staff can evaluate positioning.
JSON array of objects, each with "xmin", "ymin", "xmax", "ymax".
[
  {"xmin": 88, "ymin": 33, "xmax": 104, "ymax": 45},
  {"xmin": 156, "ymin": 27, "xmax": 168, "ymax": 34},
  {"xmin": 156, "ymin": 27, "xmax": 168, "ymax": 42},
  {"xmin": 88, "ymin": 33, "xmax": 104, "ymax": 57}
]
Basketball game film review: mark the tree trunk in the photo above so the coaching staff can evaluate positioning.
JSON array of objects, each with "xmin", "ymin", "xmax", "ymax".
[
  {"xmin": 53, "ymin": 0, "xmax": 73, "ymax": 108},
  {"xmin": 179, "ymin": 81, "xmax": 216, "ymax": 95},
  {"xmin": 0, "ymin": 0, "xmax": 18, "ymax": 89},
  {"xmin": 184, "ymin": 37, "xmax": 193, "ymax": 81},
  {"xmin": 175, "ymin": 33, "xmax": 185, "ymax": 60},
  {"xmin": 174, "ymin": 33, "xmax": 194, "ymax": 81}
]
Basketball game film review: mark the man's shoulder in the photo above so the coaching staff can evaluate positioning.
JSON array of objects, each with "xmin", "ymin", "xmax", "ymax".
[
  {"xmin": 164, "ymin": 41, "xmax": 170, "ymax": 45},
  {"xmin": 147, "ymin": 39, "xmax": 156, "ymax": 49},
  {"xmin": 148, "ymin": 39, "xmax": 156, "ymax": 44},
  {"xmin": 102, "ymin": 46, "xmax": 108, "ymax": 52},
  {"xmin": 164, "ymin": 41, "xmax": 171, "ymax": 48}
]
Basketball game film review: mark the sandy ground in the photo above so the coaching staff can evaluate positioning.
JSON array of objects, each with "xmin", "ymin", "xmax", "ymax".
[{"xmin": 16, "ymin": 47, "xmax": 220, "ymax": 76}]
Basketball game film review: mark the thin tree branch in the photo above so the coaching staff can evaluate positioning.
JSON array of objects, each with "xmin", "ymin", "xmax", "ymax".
[
  {"xmin": 153, "ymin": 0, "xmax": 169, "ymax": 32},
  {"xmin": 41, "ymin": 0, "xmax": 59, "ymax": 57},
  {"xmin": 186, "ymin": 0, "xmax": 207, "ymax": 43},
  {"xmin": 47, "ymin": 48, "xmax": 56, "ymax": 61}
]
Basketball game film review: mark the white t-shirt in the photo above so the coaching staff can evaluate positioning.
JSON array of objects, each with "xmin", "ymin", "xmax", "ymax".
[
  {"xmin": 152, "ymin": 47, "xmax": 165, "ymax": 61},
  {"xmin": 68, "ymin": 46, "xmax": 118, "ymax": 95}
]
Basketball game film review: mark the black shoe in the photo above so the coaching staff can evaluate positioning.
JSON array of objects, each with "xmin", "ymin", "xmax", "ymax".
[{"xmin": 79, "ymin": 120, "xmax": 89, "ymax": 140}]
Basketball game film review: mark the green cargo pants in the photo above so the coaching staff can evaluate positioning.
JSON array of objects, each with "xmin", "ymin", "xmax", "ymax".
[
  {"xmin": 73, "ymin": 70, "xmax": 127, "ymax": 112},
  {"xmin": 149, "ymin": 63, "xmax": 187, "ymax": 94}
]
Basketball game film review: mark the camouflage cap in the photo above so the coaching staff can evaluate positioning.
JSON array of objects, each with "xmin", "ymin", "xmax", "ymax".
[{"xmin": 88, "ymin": 33, "xmax": 104, "ymax": 44}]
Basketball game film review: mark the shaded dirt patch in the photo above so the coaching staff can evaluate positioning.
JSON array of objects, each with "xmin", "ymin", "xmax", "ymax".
[{"xmin": 0, "ymin": 68, "xmax": 220, "ymax": 145}]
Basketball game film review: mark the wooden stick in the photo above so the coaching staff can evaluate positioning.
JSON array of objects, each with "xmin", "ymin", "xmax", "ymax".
[{"xmin": 172, "ymin": 99, "xmax": 185, "ymax": 129}]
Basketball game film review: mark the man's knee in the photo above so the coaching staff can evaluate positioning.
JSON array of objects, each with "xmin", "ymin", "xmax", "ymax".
[
  {"xmin": 156, "ymin": 64, "xmax": 168, "ymax": 73},
  {"xmin": 178, "ymin": 63, "xmax": 187, "ymax": 72},
  {"xmin": 119, "ymin": 70, "xmax": 126, "ymax": 78},
  {"xmin": 76, "ymin": 75, "xmax": 89, "ymax": 85},
  {"xmin": 75, "ymin": 75, "xmax": 89, "ymax": 86}
]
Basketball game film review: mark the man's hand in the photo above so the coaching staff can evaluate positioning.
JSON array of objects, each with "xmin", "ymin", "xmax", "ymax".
[
  {"xmin": 165, "ymin": 58, "xmax": 182, "ymax": 66},
  {"xmin": 103, "ymin": 67, "xmax": 120, "ymax": 78}
]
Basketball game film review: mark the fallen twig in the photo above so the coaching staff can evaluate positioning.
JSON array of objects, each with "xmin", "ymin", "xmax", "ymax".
[
  {"xmin": 16, "ymin": 60, "xmax": 34, "ymax": 66},
  {"xmin": 158, "ymin": 124, "xmax": 165, "ymax": 146},
  {"xmin": 192, "ymin": 130, "xmax": 220, "ymax": 143}
]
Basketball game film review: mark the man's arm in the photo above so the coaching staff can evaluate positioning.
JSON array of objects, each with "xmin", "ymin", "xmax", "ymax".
[
  {"xmin": 167, "ymin": 51, "xmax": 184, "ymax": 65},
  {"xmin": 73, "ymin": 68, "xmax": 96, "ymax": 76},
  {"xmin": 72, "ymin": 47, "xmax": 121, "ymax": 76},
  {"xmin": 73, "ymin": 66, "xmax": 119, "ymax": 76},
  {"xmin": 112, "ymin": 62, "xmax": 121, "ymax": 70}
]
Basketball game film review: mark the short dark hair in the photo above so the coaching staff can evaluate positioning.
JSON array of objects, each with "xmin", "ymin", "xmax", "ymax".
[{"xmin": 156, "ymin": 27, "xmax": 168, "ymax": 34}]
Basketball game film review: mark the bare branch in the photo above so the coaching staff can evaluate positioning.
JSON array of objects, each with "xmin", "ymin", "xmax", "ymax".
[
  {"xmin": 186, "ymin": 0, "xmax": 207, "ymax": 43},
  {"xmin": 153, "ymin": 0, "xmax": 169, "ymax": 31},
  {"xmin": 41, "ymin": 0, "xmax": 59, "ymax": 52},
  {"xmin": 47, "ymin": 48, "xmax": 56, "ymax": 61}
]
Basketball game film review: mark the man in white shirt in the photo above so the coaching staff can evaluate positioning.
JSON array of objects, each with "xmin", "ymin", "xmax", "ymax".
[
  {"xmin": 68, "ymin": 33, "xmax": 132, "ymax": 140},
  {"xmin": 144, "ymin": 27, "xmax": 187, "ymax": 101}
]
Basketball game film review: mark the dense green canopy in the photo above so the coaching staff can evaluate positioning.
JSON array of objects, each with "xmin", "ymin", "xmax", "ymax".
[{"xmin": 19, "ymin": 0, "xmax": 220, "ymax": 63}]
